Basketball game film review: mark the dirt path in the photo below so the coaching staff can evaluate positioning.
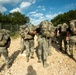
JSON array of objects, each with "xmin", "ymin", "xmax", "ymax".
[{"xmin": 0, "ymin": 37, "xmax": 76, "ymax": 75}]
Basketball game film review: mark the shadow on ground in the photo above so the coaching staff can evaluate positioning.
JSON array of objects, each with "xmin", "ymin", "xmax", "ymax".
[
  {"xmin": 26, "ymin": 65, "xmax": 37, "ymax": 75},
  {"xmin": 9, "ymin": 50, "xmax": 21, "ymax": 68},
  {"xmin": 51, "ymin": 42, "xmax": 76, "ymax": 62},
  {"xmin": 0, "ymin": 50, "xmax": 20, "ymax": 72}
]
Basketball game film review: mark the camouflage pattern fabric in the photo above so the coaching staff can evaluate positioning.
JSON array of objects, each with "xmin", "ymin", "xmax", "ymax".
[
  {"xmin": 37, "ymin": 35, "xmax": 49, "ymax": 67},
  {"xmin": 0, "ymin": 47, "xmax": 9, "ymax": 68},
  {"xmin": 58, "ymin": 23, "xmax": 68, "ymax": 53},
  {"xmin": 39, "ymin": 20, "xmax": 55, "ymax": 56},
  {"xmin": 19, "ymin": 25, "xmax": 35, "ymax": 62},
  {"xmin": 69, "ymin": 36, "xmax": 76, "ymax": 57},
  {"xmin": 69, "ymin": 20, "xmax": 76, "ymax": 35},
  {"xmin": 68, "ymin": 20, "xmax": 76, "ymax": 57},
  {"xmin": 0, "ymin": 29, "xmax": 11, "ymax": 69},
  {"xmin": 39, "ymin": 20, "xmax": 55, "ymax": 38}
]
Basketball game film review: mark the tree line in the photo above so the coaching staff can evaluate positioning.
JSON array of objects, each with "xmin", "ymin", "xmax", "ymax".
[
  {"xmin": 0, "ymin": 9, "xmax": 76, "ymax": 34},
  {"xmin": 51, "ymin": 9, "xmax": 76, "ymax": 26},
  {"xmin": 0, "ymin": 12, "xmax": 30, "ymax": 33}
]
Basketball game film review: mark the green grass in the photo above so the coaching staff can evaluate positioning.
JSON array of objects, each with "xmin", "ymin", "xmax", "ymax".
[{"xmin": 10, "ymin": 32, "xmax": 20, "ymax": 39}]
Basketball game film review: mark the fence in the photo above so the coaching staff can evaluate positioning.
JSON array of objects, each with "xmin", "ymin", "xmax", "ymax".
[{"xmin": 0, "ymin": 24, "xmax": 20, "ymax": 33}]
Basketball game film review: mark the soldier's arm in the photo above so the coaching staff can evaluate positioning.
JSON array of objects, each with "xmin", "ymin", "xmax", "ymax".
[
  {"xmin": 28, "ymin": 30, "xmax": 37, "ymax": 35},
  {"xmin": 0, "ymin": 40, "xmax": 6, "ymax": 46},
  {"xmin": 66, "ymin": 28, "xmax": 70, "ymax": 41}
]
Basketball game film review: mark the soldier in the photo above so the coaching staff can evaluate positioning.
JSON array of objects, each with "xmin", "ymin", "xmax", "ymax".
[
  {"xmin": 58, "ymin": 23, "xmax": 68, "ymax": 53},
  {"xmin": 66, "ymin": 20, "xmax": 76, "ymax": 58},
  {"xmin": 19, "ymin": 25, "xmax": 36, "ymax": 62},
  {"xmin": 37, "ymin": 20, "xmax": 55, "ymax": 68},
  {"xmin": 54, "ymin": 24, "xmax": 62, "ymax": 44},
  {"xmin": 0, "ymin": 29, "xmax": 11, "ymax": 69},
  {"xmin": 19, "ymin": 25, "xmax": 27, "ymax": 54}
]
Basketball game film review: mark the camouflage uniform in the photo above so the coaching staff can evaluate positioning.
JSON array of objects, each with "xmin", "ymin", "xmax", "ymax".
[
  {"xmin": 68, "ymin": 20, "xmax": 76, "ymax": 57},
  {"xmin": 19, "ymin": 25, "xmax": 27, "ymax": 53},
  {"xmin": 37, "ymin": 35, "xmax": 49, "ymax": 68},
  {"xmin": 0, "ymin": 29, "xmax": 11, "ymax": 69},
  {"xmin": 37, "ymin": 20, "xmax": 55, "ymax": 67},
  {"xmin": 20, "ymin": 25, "xmax": 35, "ymax": 62},
  {"xmin": 58, "ymin": 23, "xmax": 68, "ymax": 53}
]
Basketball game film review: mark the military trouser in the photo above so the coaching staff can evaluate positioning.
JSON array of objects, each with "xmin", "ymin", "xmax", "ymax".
[
  {"xmin": 46, "ymin": 38, "xmax": 52, "ymax": 56},
  {"xmin": 20, "ymin": 38, "xmax": 25, "ymax": 53},
  {"xmin": 38, "ymin": 37, "xmax": 49, "ymax": 67},
  {"xmin": 69, "ymin": 36, "xmax": 76, "ymax": 57},
  {"xmin": 24, "ymin": 39, "xmax": 34, "ymax": 62},
  {"xmin": 0, "ymin": 47, "xmax": 9, "ymax": 68},
  {"xmin": 59, "ymin": 34, "xmax": 67, "ymax": 52}
]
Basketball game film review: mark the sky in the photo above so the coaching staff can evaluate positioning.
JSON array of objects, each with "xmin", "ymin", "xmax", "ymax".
[{"xmin": 0, "ymin": 0, "xmax": 76, "ymax": 25}]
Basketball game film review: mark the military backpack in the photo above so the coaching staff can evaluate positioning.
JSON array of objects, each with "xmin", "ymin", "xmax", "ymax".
[
  {"xmin": 0, "ymin": 29, "xmax": 10, "ymax": 47},
  {"xmin": 70, "ymin": 20, "xmax": 76, "ymax": 35},
  {"xmin": 40, "ymin": 20, "xmax": 55, "ymax": 38}
]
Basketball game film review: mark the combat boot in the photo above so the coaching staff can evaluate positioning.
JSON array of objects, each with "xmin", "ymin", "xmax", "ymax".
[
  {"xmin": 26, "ymin": 57, "xmax": 29, "ymax": 62},
  {"xmin": 38, "ymin": 56, "xmax": 41, "ymax": 63},
  {"xmin": 60, "ymin": 47, "xmax": 63, "ymax": 51},
  {"xmin": 48, "ymin": 52, "xmax": 52, "ymax": 56},
  {"xmin": 64, "ymin": 50, "xmax": 67, "ymax": 54},
  {"xmin": 7, "ymin": 64, "xmax": 10, "ymax": 69},
  {"xmin": 6, "ymin": 58, "xmax": 12, "ymax": 69},
  {"xmin": 30, "ymin": 54, "xmax": 34, "ymax": 59},
  {"xmin": 30, "ymin": 52, "xmax": 34, "ymax": 59},
  {"xmin": 38, "ymin": 59, "xmax": 41, "ymax": 63},
  {"xmin": 43, "ymin": 60, "xmax": 49, "ymax": 68},
  {"xmin": 70, "ymin": 54, "xmax": 73, "ymax": 58}
]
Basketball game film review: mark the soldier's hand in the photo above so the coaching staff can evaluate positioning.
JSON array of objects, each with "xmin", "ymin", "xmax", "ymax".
[
  {"xmin": 0, "ymin": 41, "xmax": 6, "ymax": 46},
  {"xmin": 66, "ymin": 36, "xmax": 69, "ymax": 41},
  {"xmin": 28, "ymin": 31, "xmax": 37, "ymax": 35}
]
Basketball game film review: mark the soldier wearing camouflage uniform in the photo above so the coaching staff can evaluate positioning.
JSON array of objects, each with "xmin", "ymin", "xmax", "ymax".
[
  {"xmin": 0, "ymin": 29, "xmax": 11, "ymax": 69},
  {"xmin": 20, "ymin": 25, "xmax": 36, "ymax": 62},
  {"xmin": 58, "ymin": 23, "xmax": 68, "ymax": 53},
  {"xmin": 37, "ymin": 20, "xmax": 55, "ymax": 68},
  {"xmin": 67, "ymin": 20, "xmax": 76, "ymax": 58}
]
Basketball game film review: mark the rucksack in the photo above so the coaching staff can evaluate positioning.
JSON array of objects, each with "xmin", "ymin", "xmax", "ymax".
[
  {"xmin": 61, "ymin": 23, "xmax": 68, "ymax": 32},
  {"xmin": 0, "ymin": 32, "xmax": 4, "ymax": 41},
  {"xmin": 19, "ymin": 25, "xmax": 35, "ymax": 40},
  {"xmin": 59, "ymin": 23, "xmax": 68, "ymax": 35},
  {"xmin": 70, "ymin": 20, "xmax": 76, "ymax": 35},
  {"xmin": 0, "ymin": 29, "xmax": 10, "ymax": 46},
  {"xmin": 40, "ymin": 20, "xmax": 55, "ymax": 38}
]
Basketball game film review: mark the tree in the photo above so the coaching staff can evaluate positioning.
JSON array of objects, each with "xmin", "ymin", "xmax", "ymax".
[{"xmin": 51, "ymin": 9, "xmax": 76, "ymax": 26}]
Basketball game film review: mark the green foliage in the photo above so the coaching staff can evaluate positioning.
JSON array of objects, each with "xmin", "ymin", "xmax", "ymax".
[
  {"xmin": 0, "ymin": 11, "xmax": 30, "ymax": 34},
  {"xmin": 51, "ymin": 9, "xmax": 76, "ymax": 26},
  {"xmin": 0, "ymin": 12, "xmax": 30, "ymax": 25},
  {"xmin": 10, "ymin": 32, "xmax": 20, "ymax": 39}
]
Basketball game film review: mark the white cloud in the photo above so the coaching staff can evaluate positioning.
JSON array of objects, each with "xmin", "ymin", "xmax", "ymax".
[
  {"xmin": 46, "ymin": 14, "xmax": 58, "ymax": 20},
  {"xmin": 32, "ymin": 0, "xmax": 36, "ymax": 4},
  {"xmin": 30, "ymin": 17, "xmax": 45, "ymax": 25},
  {"xmin": 29, "ymin": 11, "xmax": 37, "ymax": 14},
  {"xmin": 28, "ymin": 11, "xmax": 62, "ymax": 25},
  {"xmin": 10, "ymin": 7, "xmax": 21, "ymax": 13},
  {"xmin": 26, "ymin": 0, "xmax": 36, "ymax": 4},
  {"xmin": 10, "ymin": 0, "xmax": 36, "ymax": 13},
  {"xmin": 65, "ymin": 3, "xmax": 76, "ymax": 9},
  {"xmin": 32, "ymin": 13, "xmax": 43, "ymax": 17},
  {"xmin": 0, "ymin": 0, "xmax": 21, "ymax": 4},
  {"xmin": 20, "ymin": 2, "xmax": 31, "ymax": 9},
  {"xmin": 38, "ymin": 6, "xmax": 46, "ymax": 11},
  {"xmin": 28, "ymin": 11, "xmax": 46, "ymax": 25},
  {"xmin": 28, "ymin": 11, "xmax": 44, "ymax": 17},
  {"xmin": 0, "ymin": 5, "xmax": 7, "ymax": 13}
]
